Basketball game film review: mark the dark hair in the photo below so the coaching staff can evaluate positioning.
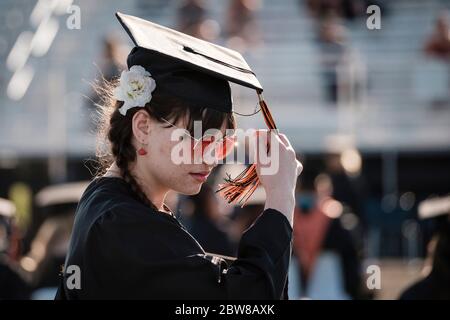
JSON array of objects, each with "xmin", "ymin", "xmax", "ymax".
[{"xmin": 94, "ymin": 80, "xmax": 235, "ymax": 211}]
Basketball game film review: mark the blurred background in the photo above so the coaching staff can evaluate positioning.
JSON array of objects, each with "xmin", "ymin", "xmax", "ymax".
[{"xmin": 0, "ymin": 0, "xmax": 449, "ymax": 300}]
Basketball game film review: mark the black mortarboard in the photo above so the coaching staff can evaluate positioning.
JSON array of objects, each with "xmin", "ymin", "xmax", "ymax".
[
  {"xmin": 115, "ymin": 12, "xmax": 263, "ymax": 113},
  {"xmin": 35, "ymin": 181, "xmax": 89, "ymax": 217},
  {"xmin": 0, "ymin": 198, "xmax": 16, "ymax": 218}
]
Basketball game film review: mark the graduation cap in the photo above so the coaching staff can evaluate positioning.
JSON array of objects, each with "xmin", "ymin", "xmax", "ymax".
[
  {"xmin": 116, "ymin": 12, "xmax": 278, "ymax": 206},
  {"xmin": 35, "ymin": 181, "xmax": 89, "ymax": 217},
  {"xmin": 116, "ymin": 12, "xmax": 262, "ymax": 113},
  {"xmin": 418, "ymin": 196, "xmax": 450, "ymax": 220},
  {"xmin": 0, "ymin": 198, "xmax": 16, "ymax": 219},
  {"xmin": 418, "ymin": 195, "xmax": 450, "ymax": 238}
]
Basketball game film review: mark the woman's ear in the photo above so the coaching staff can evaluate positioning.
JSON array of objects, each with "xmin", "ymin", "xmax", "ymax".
[{"xmin": 131, "ymin": 110, "xmax": 152, "ymax": 144}]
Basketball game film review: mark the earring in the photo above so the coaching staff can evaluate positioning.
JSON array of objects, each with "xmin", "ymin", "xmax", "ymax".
[
  {"xmin": 138, "ymin": 141, "xmax": 148, "ymax": 156},
  {"xmin": 138, "ymin": 148, "xmax": 147, "ymax": 156}
]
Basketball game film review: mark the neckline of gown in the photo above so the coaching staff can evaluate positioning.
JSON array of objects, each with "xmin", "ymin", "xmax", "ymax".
[{"xmin": 93, "ymin": 176, "xmax": 180, "ymax": 224}]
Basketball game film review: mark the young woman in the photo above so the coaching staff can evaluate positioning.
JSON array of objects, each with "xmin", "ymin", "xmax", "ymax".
[{"xmin": 56, "ymin": 13, "xmax": 302, "ymax": 300}]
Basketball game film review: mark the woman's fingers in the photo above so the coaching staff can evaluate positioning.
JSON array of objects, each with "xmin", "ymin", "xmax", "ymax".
[
  {"xmin": 296, "ymin": 159, "xmax": 303, "ymax": 176},
  {"xmin": 254, "ymin": 130, "xmax": 268, "ymax": 167},
  {"xmin": 277, "ymin": 133, "xmax": 294, "ymax": 151},
  {"xmin": 254, "ymin": 130, "xmax": 302, "ymax": 176},
  {"xmin": 274, "ymin": 132, "xmax": 302, "ymax": 176}
]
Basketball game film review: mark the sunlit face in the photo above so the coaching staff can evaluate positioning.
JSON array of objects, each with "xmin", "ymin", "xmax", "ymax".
[{"xmin": 131, "ymin": 110, "xmax": 229, "ymax": 196}]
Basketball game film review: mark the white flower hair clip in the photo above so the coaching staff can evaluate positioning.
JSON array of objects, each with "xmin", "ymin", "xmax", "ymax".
[{"xmin": 113, "ymin": 65, "xmax": 157, "ymax": 116}]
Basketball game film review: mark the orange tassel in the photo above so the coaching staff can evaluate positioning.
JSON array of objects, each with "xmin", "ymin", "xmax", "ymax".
[{"xmin": 217, "ymin": 92, "xmax": 277, "ymax": 207}]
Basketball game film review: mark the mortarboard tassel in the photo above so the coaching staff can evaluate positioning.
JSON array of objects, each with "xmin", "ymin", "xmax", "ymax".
[{"xmin": 217, "ymin": 92, "xmax": 277, "ymax": 207}]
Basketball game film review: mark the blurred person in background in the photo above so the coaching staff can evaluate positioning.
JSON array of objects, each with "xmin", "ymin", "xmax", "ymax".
[
  {"xmin": 424, "ymin": 10, "xmax": 450, "ymax": 62},
  {"xmin": 0, "ymin": 198, "xmax": 31, "ymax": 300},
  {"xmin": 224, "ymin": 0, "xmax": 262, "ymax": 52},
  {"xmin": 317, "ymin": 15, "xmax": 349, "ymax": 104},
  {"xmin": 316, "ymin": 13, "xmax": 366, "ymax": 107},
  {"xmin": 291, "ymin": 174, "xmax": 367, "ymax": 299},
  {"xmin": 176, "ymin": 0, "xmax": 207, "ymax": 37},
  {"xmin": 304, "ymin": 0, "xmax": 384, "ymax": 21},
  {"xmin": 325, "ymin": 152, "xmax": 366, "ymax": 223},
  {"xmin": 305, "ymin": 0, "xmax": 360, "ymax": 20},
  {"xmin": 19, "ymin": 182, "xmax": 88, "ymax": 299},
  {"xmin": 181, "ymin": 184, "xmax": 235, "ymax": 257},
  {"xmin": 85, "ymin": 34, "xmax": 126, "ymax": 127},
  {"xmin": 399, "ymin": 196, "xmax": 450, "ymax": 300},
  {"xmin": 176, "ymin": 0, "xmax": 219, "ymax": 41},
  {"xmin": 422, "ymin": 9, "xmax": 450, "ymax": 109},
  {"xmin": 98, "ymin": 35, "xmax": 125, "ymax": 83}
]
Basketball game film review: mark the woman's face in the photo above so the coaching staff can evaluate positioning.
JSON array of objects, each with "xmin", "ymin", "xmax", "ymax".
[{"xmin": 132, "ymin": 110, "xmax": 224, "ymax": 196}]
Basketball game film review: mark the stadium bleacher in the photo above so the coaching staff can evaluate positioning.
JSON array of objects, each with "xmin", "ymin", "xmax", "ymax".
[{"xmin": 0, "ymin": 0, "xmax": 449, "ymax": 155}]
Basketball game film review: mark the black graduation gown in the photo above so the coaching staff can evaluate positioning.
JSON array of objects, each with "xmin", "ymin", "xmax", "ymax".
[{"xmin": 55, "ymin": 177, "xmax": 292, "ymax": 300}]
